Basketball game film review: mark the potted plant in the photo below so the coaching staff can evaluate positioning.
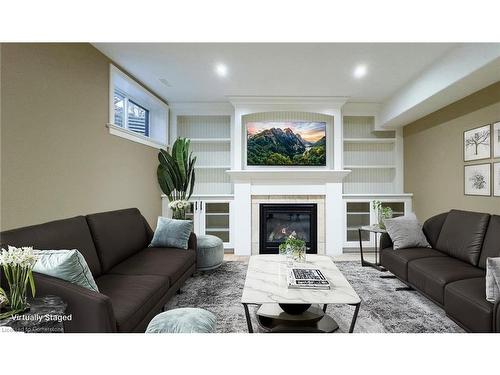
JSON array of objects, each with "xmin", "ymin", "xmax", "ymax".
[
  {"xmin": 278, "ymin": 231, "xmax": 307, "ymax": 263},
  {"xmin": 157, "ymin": 138, "xmax": 197, "ymax": 220},
  {"xmin": 372, "ymin": 200, "xmax": 393, "ymax": 230},
  {"xmin": 0, "ymin": 246, "xmax": 37, "ymax": 319}
]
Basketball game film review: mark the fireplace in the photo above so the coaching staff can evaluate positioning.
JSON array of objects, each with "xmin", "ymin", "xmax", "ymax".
[{"xmin": 259, "ymin": 203, "xmax": 317, "ymax": 254}]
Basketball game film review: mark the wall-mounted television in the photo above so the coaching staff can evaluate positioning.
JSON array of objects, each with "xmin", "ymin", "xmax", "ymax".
[{"xmin": 246, "ymin": 121, "xmax": 326, "ymax": 166}]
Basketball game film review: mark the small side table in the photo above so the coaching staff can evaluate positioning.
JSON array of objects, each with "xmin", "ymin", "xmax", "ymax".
[
  {"xmin": 0, "ymin": 295, "xmax": 67, "ymax": 333},
  {"xmin": 358, "ymin": 225, "xmax": 387, "ymax": 272}
]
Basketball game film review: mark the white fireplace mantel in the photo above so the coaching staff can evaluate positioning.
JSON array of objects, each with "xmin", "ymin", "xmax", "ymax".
[{"xmin": 227, "ymin": 169, "xmax": 351, "ymax": 183}]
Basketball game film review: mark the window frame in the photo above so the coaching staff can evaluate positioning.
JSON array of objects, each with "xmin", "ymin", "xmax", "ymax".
[{"xmin": 108, "ymin": 65, "xmax": 168, "ymax": 149}]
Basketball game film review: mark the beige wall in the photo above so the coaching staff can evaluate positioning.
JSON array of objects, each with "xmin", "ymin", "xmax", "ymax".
[
  {"xmin": 1, "ymin": 43, "xmax": 162, "ymax": 230},
  {"xmin": 404, "ymin": 81, "xmax": 500, "ymax": 220}
]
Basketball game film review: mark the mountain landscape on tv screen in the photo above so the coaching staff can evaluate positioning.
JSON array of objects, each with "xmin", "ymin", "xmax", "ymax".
[{"xmin": 247, "ymin": 124, "xmax": 326, "ymax": 166}]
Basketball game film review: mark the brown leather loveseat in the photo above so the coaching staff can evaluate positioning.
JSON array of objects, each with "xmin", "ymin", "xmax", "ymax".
[
  {"xmin": 380, "ymin": 209, "xmax": 500, "ymax": 332},
  {"xmin": 0, "ymin": 208, "xmax": 197, "ymax": 333}
]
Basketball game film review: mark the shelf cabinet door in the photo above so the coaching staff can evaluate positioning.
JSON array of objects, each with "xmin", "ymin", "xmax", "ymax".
[
  {"xmin": 345, "ymin": 201, "xmax": 371, "ymax": 247},
  {"xmin": 199, "ymin": 200, "xmax": 232, "ymax": 249}
]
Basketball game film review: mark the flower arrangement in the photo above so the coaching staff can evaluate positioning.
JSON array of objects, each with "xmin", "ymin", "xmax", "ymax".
[
  {"xmin": 0, "ymin": 246, "xmax": 38, "ymax": 319},
  {"xmin": 168, "ymin": 199, "xmax": 191, "ymax": 220},
  {"xmin": 278, "ymin": 231, "xmax": 306, "ymax": 262},
  {"xmin": 372, "ymin": 201, "xmax": 393, "ymax": 230}
]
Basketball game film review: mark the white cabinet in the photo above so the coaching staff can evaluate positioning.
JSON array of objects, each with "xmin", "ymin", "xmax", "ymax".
[
  {"xmin": 343, "ymin": 194, "xmax": 413, "ymax": 249},
  {"xmin": 163, "ymin": 196, "xmax": 233, "ymax": 249}
]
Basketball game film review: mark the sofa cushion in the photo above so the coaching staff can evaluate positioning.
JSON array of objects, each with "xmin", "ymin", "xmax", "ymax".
[
  {"xmin": 109, "ymin": 247, "xmax": 196, "ymax": 284},
  {"xmin": 422, "ymin": 212, "xmax": 448, "ymax": 248},
  {"xmin": 95, "ymin": 274, "xmax": 169, "ymax": 333},
  {"xmin": 444, "ymin": 277, "xmax": 493, "ymax": 332},
  {"xmin": 380, "ymin": 247, "xmax": 446, "ymax": 280},
  {"xmin": 408, "ymin": 257, "xmax": 485, "ymax": 305},
  {"xmin": 0, "ymin": 216, "xmax": 102, "ymax": 277},
  {"xmin": 435, "ymin": 209, "xmax": 490, "ymax": 266},
  {"xmin": 86, "ymin": 208, "xmax": 150, "ymax": 272},
  {"xmin": 478, "ymin": 215, "xmax": 500, "ymax": 269},
  {"xmin": 149, "ymin": 217, "xmax": 193, "ymax": 250}
]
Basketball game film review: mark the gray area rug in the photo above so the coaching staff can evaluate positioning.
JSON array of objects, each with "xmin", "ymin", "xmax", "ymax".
[{"xmin": 164, "ymin": 260, "xmax": 464, "ymax": 333}]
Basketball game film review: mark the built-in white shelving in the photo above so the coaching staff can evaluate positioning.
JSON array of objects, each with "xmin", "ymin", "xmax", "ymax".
[{"xmin": 342, "ymin": 116, "xmax": 400, "ymax": 194}]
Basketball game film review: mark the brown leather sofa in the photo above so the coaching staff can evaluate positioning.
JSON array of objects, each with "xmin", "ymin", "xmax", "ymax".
[
  {"xmin": 0, "ymin": 208, "xmax": 197, "ymax": 333},
  {"xmin": 380, "ymin": 209, "xmax": 500, "ymax": 332}
]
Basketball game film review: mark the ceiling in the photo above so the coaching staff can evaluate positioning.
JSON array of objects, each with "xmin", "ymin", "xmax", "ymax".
[{"xmin": 94, "ymin": 43, "xmax": 458, "ymax": 103}]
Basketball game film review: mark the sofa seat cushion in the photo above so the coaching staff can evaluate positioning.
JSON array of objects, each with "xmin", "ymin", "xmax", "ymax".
[
  {"xmin": 109, "ymin": 248, "xmax": 196, "ymax": 284},
  {"xmin": 381, "ymin": 247, "xmax": 446, "ymax": 280},
  {"xmin": 96, "ymin": 274, "xmax": 169, "ymax": 332},
  {"xmin": 444, "ymin": 277, "xmax": 493, "ymax": 332},
  {"xmin": 408, "ymin": 257, "xmax": 485, "ymax": 305}
]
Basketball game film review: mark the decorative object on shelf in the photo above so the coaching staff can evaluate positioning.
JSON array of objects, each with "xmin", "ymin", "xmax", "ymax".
[
  {"xmin": 168, "ymin": 199, "xmax": 191, "ymax": 220},
  {"xmin": 157, "ymin": 137, "xmax": 197, "ymax": 220},
  {"xmin": 246, "ymin": 121, "xmax": 326, "ymax": 166},
  {"xmin": 0, "ymin": 246, "xmax": 37, "ymax": 319},
  {"xmin": 464, "ymin": 124, "xmax": 491, "ymax": 161},
  {"xmin": 464, "ymin": 163, "xmax": 491, "ymax": 196},
  {"xmin": 278, "ymin": 231, "xmax": 306, "ymax": 263},
  {"xmin": 494, "ymin": 122, "xmax": 500, "ymax": 158},
  {"xmin": 372, "ymin": 200, "xmax": 393, "ymax": 229},
  {"xmin": 494, "ymin": 162, "xmax": 500, "ymax": 197}
]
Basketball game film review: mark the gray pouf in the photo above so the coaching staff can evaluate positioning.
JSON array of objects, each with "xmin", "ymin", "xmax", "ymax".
[
  {"xmin": 146, "ymin": 308, "xmax": 216, "ymax": 333},
  {"xmin": 196, "ymin": 234, "xmax": 224, "ymax": 271}
]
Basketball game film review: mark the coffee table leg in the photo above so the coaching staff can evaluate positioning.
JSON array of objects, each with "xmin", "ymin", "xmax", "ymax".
[
  {"xmin": 348, "ymin": 303, "xmax": 361, "ymax": 333},
  {"xmin": 323, "ymin": 304, "xmax": 327, "ymax": 313},
  {"xmin": 242, "ymin": 303, "xmax": 253, "ymax": 333}
]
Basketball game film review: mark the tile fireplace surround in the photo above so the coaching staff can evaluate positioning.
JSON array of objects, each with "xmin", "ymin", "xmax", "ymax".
[{"xmin": 252, "ymin": 195, "xmax": 325, "ymax": 255}]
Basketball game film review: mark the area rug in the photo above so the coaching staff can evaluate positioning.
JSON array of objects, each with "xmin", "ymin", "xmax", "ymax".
[{"xmin": 164, "ymin": 260, "xmax": 464, "ymax": 333}]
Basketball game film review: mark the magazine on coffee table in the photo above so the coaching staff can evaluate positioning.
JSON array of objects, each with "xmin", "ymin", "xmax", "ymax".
[{"xmin": 287, "ymin": 268, "xmax": 331, "ymax": 290}]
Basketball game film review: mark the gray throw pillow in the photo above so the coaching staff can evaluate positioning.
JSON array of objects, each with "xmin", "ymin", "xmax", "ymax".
[
  {"xmin": 33, "ymin": 249, "xmax": 99, "ymax": 292},
  {"xmin": 486, "ymin": 257, "xmax": 500, "ymax": 303},
  {"xmin": 384, "ymin": 213, "xmax": 431, "ymax": 250},
  {"xmin": 150, "ymin": 216, "xmax": 193, "ymax": 249}
]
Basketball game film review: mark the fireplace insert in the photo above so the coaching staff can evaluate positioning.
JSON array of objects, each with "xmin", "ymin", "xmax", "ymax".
[{"xmin": 259, "ymin": 203, "xmax": 317, "ymax": 254}]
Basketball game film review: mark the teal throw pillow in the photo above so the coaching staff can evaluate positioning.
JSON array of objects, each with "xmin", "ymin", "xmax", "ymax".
[
  {"xmin": 149, "ymin": 216, "xmax": 193, "ymax": 249},
  {"xmin": 33, "ymin": 249, "xmax": 99, "ymax": 292},
  {"xmin": 146, "ymin": 308, "xmax": 216, "ymax": 333}
]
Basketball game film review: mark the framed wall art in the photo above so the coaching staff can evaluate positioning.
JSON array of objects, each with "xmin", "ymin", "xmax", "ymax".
[
  {"xmin": 493, "ymin": 121, "xmax": 500, "ymax": 158},
  {"xmin": 494, "ymin": 162, "xmax": 500, "ymax": 197},
  {"xmin": 464, "ymin": 124, "xmax": 491, "ymax": 161},
  {"xmin": 464, "ymin": 163, "xmax": 491, "ymax": 196}
]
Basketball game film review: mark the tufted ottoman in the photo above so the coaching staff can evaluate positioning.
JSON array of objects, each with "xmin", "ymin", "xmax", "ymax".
[
  {"xmin": 146, "ymin": 308, "xmax": 216, "ymax": 333},
  {"xmin": 196, "ymin": 234, "xmax": 224, "ymax": 271}
]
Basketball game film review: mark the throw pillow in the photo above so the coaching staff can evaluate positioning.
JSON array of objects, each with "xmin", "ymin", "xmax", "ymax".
[
  {"xmin": 149, "ymin": 216, "xmax": 193, "ymax": 250},
  {"xmin": 33, "ymin": 249, "xmax": 99, "ymax": 292},
  {"xmin": 486, "ymin": 257, "xmax": 500, "ymax": 303},
  {"xmin": 384, "ymin": 213, "xmax": 431, "ymax": 250}
]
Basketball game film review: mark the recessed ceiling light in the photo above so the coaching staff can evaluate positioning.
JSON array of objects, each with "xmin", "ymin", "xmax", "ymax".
[
  {"xmin": 353, "ymin": 64, "xmax": 367, "ymax": 79},
  {"xmin": 215, "ymin": 63, "xmax": 228, "ymax": 77}
]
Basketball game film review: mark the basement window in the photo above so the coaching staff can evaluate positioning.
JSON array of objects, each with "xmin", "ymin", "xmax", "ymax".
[{"xmin": 108, "ymin": 65, "xmax": 168, "ymax": 149}]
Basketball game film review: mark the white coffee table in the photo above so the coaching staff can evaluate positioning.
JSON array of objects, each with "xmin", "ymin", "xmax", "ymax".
[{"xmin": 241, "ymin": 254, "xmax": 361, "ymax": 333}]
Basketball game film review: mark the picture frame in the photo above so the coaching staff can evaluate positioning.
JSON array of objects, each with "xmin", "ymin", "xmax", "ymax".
[
  {"xmin": 493, "ymin": 121, "xmax": 500, "ymax": 158},
  {"xmin": 464, "ymin": 163, "xmax": 491, "ymax": 196},
  {"xmin": 464, "ymin": 124, "xmax": 491, "ymax": 161},
  {"xmin": 494, "ymin": 162, "xmax": 500, "ymax": 197}
]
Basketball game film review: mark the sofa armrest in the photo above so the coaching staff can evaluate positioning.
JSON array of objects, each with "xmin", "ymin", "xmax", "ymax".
[
  {"xmin": 33, "ymin": 272, "xmax": 116, "ymax": 333},
  {"xmin": 380, "ymin": 232, "xmax": 393, "ymax": 250},
  {"xmin": 495, "ymin": 300, "xmax": 500, "ymax": 333}
]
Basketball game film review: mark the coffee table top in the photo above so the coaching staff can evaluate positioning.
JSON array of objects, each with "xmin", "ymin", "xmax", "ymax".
[{"xmin": 241, "ymin": 255, "xmax": 361, "ymax": 305}]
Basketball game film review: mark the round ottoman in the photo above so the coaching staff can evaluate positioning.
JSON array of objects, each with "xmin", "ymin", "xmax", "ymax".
[
  {"xmin": 196, "ymin": 234, "xmax": 224, "ymax": 271},
  {"xmin": 146, "ymin": 308, "xmax": 216, "ymax": 333}
]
